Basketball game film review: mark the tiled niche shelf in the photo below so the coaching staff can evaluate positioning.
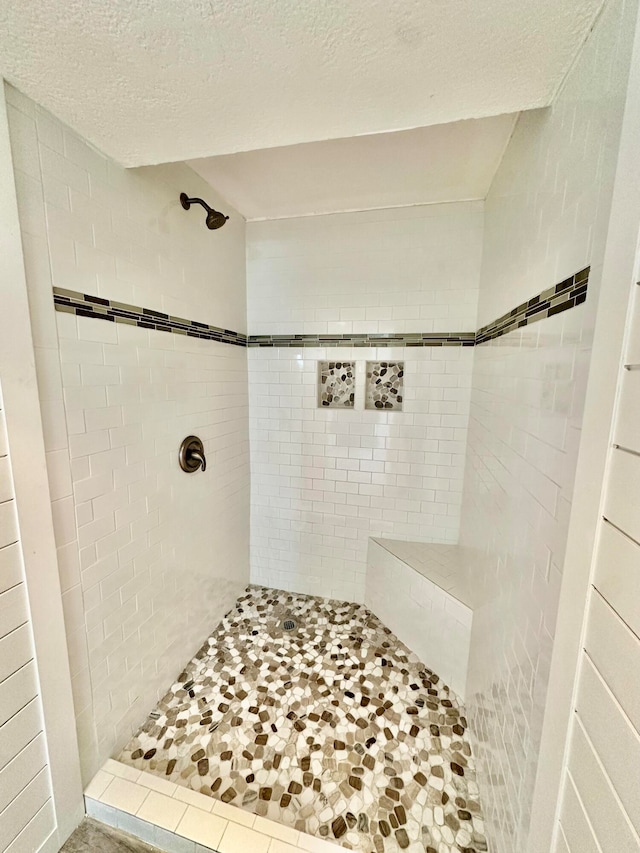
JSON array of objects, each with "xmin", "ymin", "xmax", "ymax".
[
  {"xmin": 365, "ymin": 361, "xmax": 404, "ymax": 411},
  {"xmin": 317, "ymin": 361, "xmax": 355, "ymax": 408}
]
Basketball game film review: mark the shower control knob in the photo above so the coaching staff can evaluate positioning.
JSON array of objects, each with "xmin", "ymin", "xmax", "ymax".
[{"xmin": 179, "ymin": 436, "xmax": 207, "ymax": 473}]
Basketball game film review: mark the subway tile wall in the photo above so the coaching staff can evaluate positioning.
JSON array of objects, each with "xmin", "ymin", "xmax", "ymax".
[
  {"xmin": 247, "ymin": 202, "xmax": 483, "ymax": 336},
  {"xmin": 458, "ymin": 0, "xmax": 638, "ymax": 850},
  {"xmin": 249, "ymin": 346, "xmax": 473, "ymax": 601},
  {"xmin": 247, "ymin": 204, "xmax": 483, "ymax": 600},
  {"xmin": 460, "ymin": 311, "xmax": 592, "ymax": 853},
  {"xmin": 6, "ymin": 85, "xmax": 250, "ymax": 783},
  {"xmin": 477, "ymin": 4, "xmax": 635, "ymax": 330},
  {"xmin": 6, "ymin": 92, "xmax": 247, "ymax": 333},
  {"xmin": 56, "ymin": 313, "xmax": 250, "ymax": 782}
]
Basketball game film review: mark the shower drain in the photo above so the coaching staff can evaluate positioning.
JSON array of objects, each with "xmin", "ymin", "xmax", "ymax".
[{"xmin": 282, "ymin": 618, "xmax": 297, "ymax": 631}]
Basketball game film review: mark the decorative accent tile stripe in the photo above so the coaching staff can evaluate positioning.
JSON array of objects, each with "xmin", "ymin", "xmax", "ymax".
[
  {"xmin": 247, "ymin": 332, "xmax": 476, "ymax": 348},
  {"xmin": 52, "ymin": 288, "xmax": 248, "ymax": 347},
  {"xmin": 475, "ymin": 266, "xmax": 589, "ymax": 344},
  {"xmin": 52, "ymin": 267, "xmax": 589, "ymax": 351}
]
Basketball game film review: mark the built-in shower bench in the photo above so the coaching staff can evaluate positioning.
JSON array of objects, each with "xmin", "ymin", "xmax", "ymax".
[{"xmin": 365, "ymin": 538, "xmax": 472, "ymax": 699}]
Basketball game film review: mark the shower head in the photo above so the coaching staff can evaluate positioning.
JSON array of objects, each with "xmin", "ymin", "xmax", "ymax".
[
  {"xmin": 205, "ymin": 208, "xmax": 229, "ymax": 230},
  {"xmin": 180, "ymin": 192, "xmax": 229, "ymax": 230}
]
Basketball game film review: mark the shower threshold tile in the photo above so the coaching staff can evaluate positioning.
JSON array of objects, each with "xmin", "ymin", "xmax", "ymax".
[
  {"xmin": 119, "ymin": 585, "xmax": 487, "ymax": 853},
  {"xmin": 218, "ymin": 821, "xmax": 271, "ymax": 853},
  {"xmin": 175, "ymin": 806, "xmax": 227, "ymax": 848},
  {"xmin": 101, "ymin": 777, "xmax": 149, "ymax": 815},
  {"xmin": 137, "ymin": 791, "xmax": 187, "ymax": 832}
]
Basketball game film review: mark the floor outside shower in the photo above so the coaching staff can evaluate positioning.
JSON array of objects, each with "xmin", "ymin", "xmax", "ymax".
[
  {"xmin": 63, "ymin": 819, "xmax": 162, "ymax": 852},
  {"xmin": 119, "ymin": 586, "xmax": 487, "ymax": 853}
]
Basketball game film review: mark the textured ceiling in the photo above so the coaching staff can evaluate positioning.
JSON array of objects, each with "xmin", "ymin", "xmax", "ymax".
[
  {"xmin": 0, "ymin": 0, "xmax": 603, "ymax": 167},
  {"xmin": 189, "ymin": 114, "xmax": 519, "ymax": 219}
]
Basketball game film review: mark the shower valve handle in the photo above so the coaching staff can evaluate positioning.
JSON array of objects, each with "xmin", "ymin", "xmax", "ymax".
[
  {"xmin": 189, "ymin": 450, "xmax": 206, "ymax": 472},
  {"xmin": 179, "ymin": 436, "xmax": 207, "ymax": 473}
]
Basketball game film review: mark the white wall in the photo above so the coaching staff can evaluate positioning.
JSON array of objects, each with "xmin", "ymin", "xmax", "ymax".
[
  {"xmin": 247, "ymin": 203, "xmax": 482, "ymax": 601},
  {"xmin": 553, "ymin": 271, "xmax": 640, "ymax": 851},
  {"xmin": 6, "ymin": 85, "xmax": 250, "ymax": 785},
  {"xmin": 0, "ymin": 398, "xmax": 56, "ymax": 853},
  {"xmin": 458, "ymin": 1, "xmax": 639, "ymax": 850}
]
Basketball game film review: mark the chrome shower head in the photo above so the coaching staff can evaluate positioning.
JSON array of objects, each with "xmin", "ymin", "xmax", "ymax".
[{"xmin": 180, "ymin": 192, "xmax": 229, "ymax": 230}]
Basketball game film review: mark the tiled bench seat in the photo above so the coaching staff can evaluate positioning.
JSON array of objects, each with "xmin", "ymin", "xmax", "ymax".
[{"xmin": 365, "ymin": 538, "xmax": 472, "ymax": 698}]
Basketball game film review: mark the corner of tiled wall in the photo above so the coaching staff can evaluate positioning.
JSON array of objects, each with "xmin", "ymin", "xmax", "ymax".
[{"xmin": 5, "ymin": 81, "xmax": 101, "ymax": 782}]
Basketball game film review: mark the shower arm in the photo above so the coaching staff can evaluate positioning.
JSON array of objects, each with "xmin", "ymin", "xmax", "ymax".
[
  {"xmin": 180, "ymin": 192, "xmax": 229, "ymax": 230},
  {"xmin": 180, "ymin": 193, "xmax": 212, "ymax": 214}
]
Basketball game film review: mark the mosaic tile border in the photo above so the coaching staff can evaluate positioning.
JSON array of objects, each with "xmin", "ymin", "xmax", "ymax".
[
  {"xmin": 249, "ymin": 332, "xmax": 476, "ymax": 348},
  {"xmin": 249, "ymin": 268, "xmax": 589, "ymax": 348},
  {"xmin": 475, "ymin": 266, "xmax": 589, "ymax": 344},
  {"xmin": 53, "ymin": 289, "xmax": 248, "ymax": 348},
  {"xmin": 52, "ymin": 267, "xmax": 589, "ymax": 351}
]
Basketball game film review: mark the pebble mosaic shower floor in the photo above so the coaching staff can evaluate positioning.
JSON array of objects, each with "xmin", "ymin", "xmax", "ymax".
[{"xmin": 119, "ymin": 587, "xmax": 487, "ymax": 853}]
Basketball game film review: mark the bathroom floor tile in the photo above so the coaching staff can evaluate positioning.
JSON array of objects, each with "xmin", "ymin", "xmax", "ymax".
[{"xmin": 120, "ymin": 586, "xmax": 487, "ymax": 852}]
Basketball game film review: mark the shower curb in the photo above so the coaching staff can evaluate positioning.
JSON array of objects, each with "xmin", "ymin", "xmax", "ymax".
[{"xmin": 84, "ymin": 759, "xmax": 338, "ymax": 853}]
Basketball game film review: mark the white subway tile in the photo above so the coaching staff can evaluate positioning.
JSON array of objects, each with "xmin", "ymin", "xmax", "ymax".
[
  {"xmin": 218, "ymin": 821, "xmax": 271, "ymax": 853},
  {"xmin": 136, "ymin": 790, "xmax": 187, "ymax": 832},
  {"xmin": 100, "ymin": 777, "xmax": 148, "ymax": 814},
  {"xmin": 176, "ymin": 806, "xmax": 228, "ymax": 849}
]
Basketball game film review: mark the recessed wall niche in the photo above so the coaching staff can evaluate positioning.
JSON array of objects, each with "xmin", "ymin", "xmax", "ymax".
[
  {"xmin": 366, "ymin": 361, "xmax": 404, "ymax": 410},
  {"xmin": 318, "ymin": 361, "xmax": 355, "ymax": 408}
]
